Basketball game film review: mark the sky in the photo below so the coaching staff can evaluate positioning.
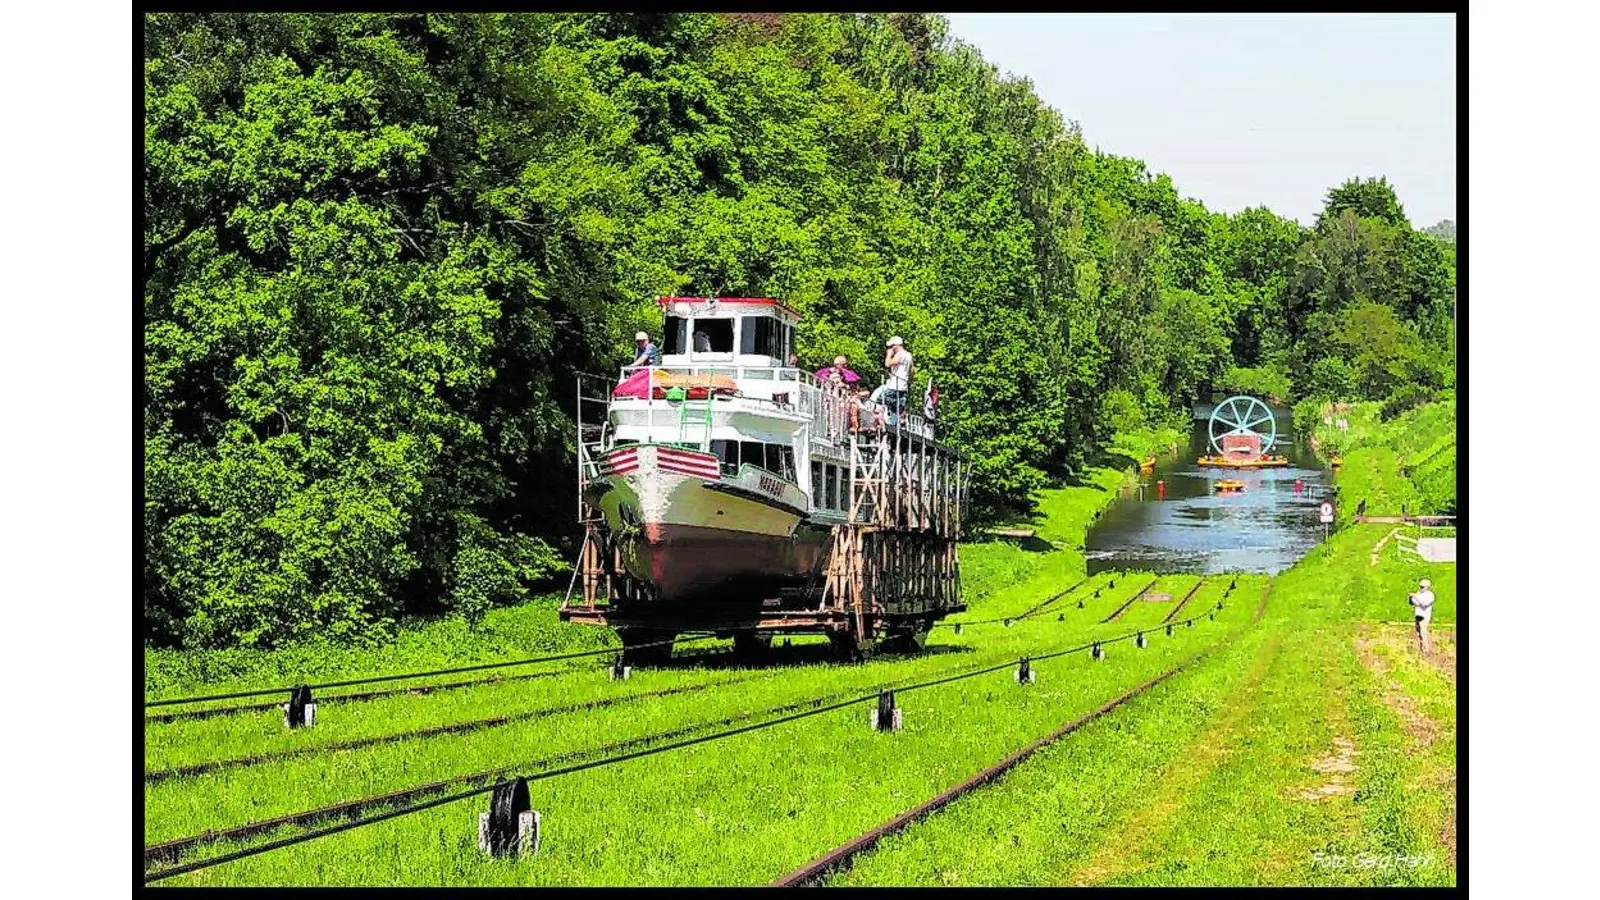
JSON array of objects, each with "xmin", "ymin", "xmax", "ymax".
[{"xmin": 943, "ymin": 13, "xmax": 1457, "ymax": 227}]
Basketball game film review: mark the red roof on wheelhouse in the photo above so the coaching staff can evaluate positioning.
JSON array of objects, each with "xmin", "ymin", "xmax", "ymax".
[{"xmin": 656, "ymin": 296, "xmax": 800, "ymax": 318}]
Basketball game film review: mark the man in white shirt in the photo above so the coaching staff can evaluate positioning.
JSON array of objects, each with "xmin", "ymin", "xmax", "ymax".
[
  {"xmin": 1408, "ymin": 578, "xmax": 1436, "ymax": 654},
  {"xmin": 868, "ymin": 336, "xmax": 914, "ymax": 426}
]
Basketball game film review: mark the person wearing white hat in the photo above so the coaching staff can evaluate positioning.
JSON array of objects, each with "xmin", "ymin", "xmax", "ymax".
[
  {"xmin": 1408, "ymin": 577, "xmax": 1435, "ymax": 654},
  {"xmin": 867, "ymin": 336, "xmax": 914, "ymax": 427},
  {"xmin": 629, "ymin": 331, "xmax": 660, "ymax": 368}
]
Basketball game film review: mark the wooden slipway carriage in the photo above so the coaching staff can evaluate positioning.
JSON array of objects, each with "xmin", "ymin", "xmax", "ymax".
[{"xmin": 560, "ymin": 297, "xmax": 969, "ymax": 664}]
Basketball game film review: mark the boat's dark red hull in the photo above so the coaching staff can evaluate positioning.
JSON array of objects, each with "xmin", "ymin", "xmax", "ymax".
[{"xmin": 621, "ymin": 521, "xmax": 831, "ymax": 602}]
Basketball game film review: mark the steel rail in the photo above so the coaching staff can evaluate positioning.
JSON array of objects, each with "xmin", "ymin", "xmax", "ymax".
[
  {"xmin": 1099, "ymin": 577, "xmax": 1161, "ymax": 623},
  {"xmin": 143, "ymin": 633, "xmax": 719, "ymax": 709},
  {"xmin": 143, "ymin": 640, "xmax": 742, "ymax": 724},
  {"xmin": 141, "ymin": 658, "xmax": 999, "ymax": 871},
  {"xmin": 1161, "ymin": 576, "xmax": 1209, "ymax": 624},
  {"xmin": 144, "ymin": 672, "xmax": 774, "ymax": 784},
  {"xmin": 934, "ymin": 573, "xmax": 1103, "ymax": 629},
  {"xmin": 144, "ymin": 591, "xmax": 1250, "ymax": 882}
]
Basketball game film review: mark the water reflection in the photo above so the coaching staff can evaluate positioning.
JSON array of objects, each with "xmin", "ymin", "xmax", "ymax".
[{"xmin": 1085, "ymin": 413, "xmax": 1333, "ymax": 575}]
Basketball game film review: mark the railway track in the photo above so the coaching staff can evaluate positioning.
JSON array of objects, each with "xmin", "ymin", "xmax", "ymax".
[
  {"xmin": 142, "ymin": 656, "xmax": 1003, "ymax": 871},
  {"xmin": 145, "ymin": 671, "xmax": 774, "ymax": 784},
  {"xmin": 1161, "ymin": 576, "xmax": 1209, "ymax": 624},
  {"xmin": 143, "ymin": 581, "xmax": 1251, "ymax": 882},
  {"xmin": 144, "ymin": 667, "xmax": 572, "ymax": 724},
  {"xmin": 772, "ymin": 580, "xmax": 1272, "ymax": 887},
  {"xmin": 143, "ymin": 636, "xmax": 740, "ymax": 723},
  {"xmin": 939, "ymin": 573, "xmax": 1103, "ymax": 629},
  {"xmin": 1010, "ymin": 574, "xmax": 1096, "ymax": 621},
  {"xmin": 1099, "ymin": 577, "xmax": 1162, "ymax": 623}
]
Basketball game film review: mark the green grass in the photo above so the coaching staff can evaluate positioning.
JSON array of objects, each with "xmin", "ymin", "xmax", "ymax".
[
  {"xmin": 144, "ymin": 595, "xmax": 616, "ymax": 701},
  {"xmin": 149, "ymin": 575, "xmax": 1246, "ymax": 884},
  {"xmin": 827, "ymin": 524, "xmax": 1454, "ymax": 887}
]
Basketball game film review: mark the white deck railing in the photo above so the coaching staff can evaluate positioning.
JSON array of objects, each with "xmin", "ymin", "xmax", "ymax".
[{"xmin": 611, "ymin": 365, "xmax": 935, "ymax": 447}]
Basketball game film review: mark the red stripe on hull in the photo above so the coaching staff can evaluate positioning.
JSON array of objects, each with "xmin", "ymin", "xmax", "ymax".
[
  {"xmin": 660, "ymin": 465, "xmax": 721, "ymax": 479},
  {"xmin": 656, "ymin": 450, "xmax": 721, "ymax": 479}
]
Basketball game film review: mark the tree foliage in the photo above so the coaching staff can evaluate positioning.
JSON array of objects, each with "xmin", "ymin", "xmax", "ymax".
[{"xmin": 144, "ymin": 13, "xmax": 1457, "ymax": 647}]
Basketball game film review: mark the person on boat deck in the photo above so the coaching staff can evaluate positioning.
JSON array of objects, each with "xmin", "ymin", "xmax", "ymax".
[
  {"xmin": 629, "ymin": 331, "xmax": 660, "ymax": 367},
  {"xmin": 868, "ymin": 336, "xmax": 913, "ymax": 425},
  {"xmin": 815, "ymin": 355, "xmax": 861, "ymax": 386}
]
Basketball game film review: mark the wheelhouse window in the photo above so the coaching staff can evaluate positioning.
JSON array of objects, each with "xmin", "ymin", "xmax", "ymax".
[
  {"xmin": 810, "ymin": 461, "xmax": 823, "ymax": 505},
  {"xmin": 662, "ymin": 316, "xmax": 687, "ymax": 354},
  {"xmin": 773, "ymin": 445, "xmax": 795, "ymax": 482},
  {"xmin": 710, "ymin": 439, "xmax": 738, "ymax": 476},
  {"xmin": 736, "ymin": 441, "xmax": 794, "ymax": 481},
  {"xmin": 824, "ymin": 465, "xmax": 838, "ymax": 510},
  {"xmin": 740, "ymin": 316, "xmax": 788, "ymax": 358},
  {"xmin": 691, "ymin": 318, "xmax": 734, "ymax": 353}
]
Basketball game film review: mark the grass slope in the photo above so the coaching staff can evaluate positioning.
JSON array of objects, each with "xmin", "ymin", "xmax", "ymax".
[{"xmin": 1309, "ymin": 395, "xmax": 1456, "ymax": 521}]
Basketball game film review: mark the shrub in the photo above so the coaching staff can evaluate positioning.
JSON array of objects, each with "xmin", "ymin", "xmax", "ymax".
[{"xmin": 1379, "ymin": 384, "xmax": 1437, "ymax": 422}]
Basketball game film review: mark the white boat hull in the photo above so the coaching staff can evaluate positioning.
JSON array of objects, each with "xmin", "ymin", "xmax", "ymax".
[{"xmin": 588, "ymin": 445, "xmax": 830, "ymax": 602}]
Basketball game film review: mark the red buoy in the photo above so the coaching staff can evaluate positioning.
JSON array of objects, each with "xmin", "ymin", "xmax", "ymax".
[
  {"xmin": 1294, "ymin": 479, "xmax": 1304, "ymax": 493},
  {"xmin": 1156, "ymin": 480, "xmax": 1166, "ymax": 499}
]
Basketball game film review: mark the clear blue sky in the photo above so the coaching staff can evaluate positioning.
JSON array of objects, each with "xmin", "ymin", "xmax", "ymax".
[{"xmin": 944, "ymin": 13, "xmax": 1457, "ymax": 227}]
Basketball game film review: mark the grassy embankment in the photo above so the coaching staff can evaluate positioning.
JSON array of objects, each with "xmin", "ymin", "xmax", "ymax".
[{"xmin": 1305, "ymin": 394, "xmax": 1456, "ymax": 524}]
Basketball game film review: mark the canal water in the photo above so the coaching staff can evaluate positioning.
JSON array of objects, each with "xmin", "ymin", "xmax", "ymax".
[{"xmin": 1084, "ymin": 408, "xmax": 1334, "ymax": 575}]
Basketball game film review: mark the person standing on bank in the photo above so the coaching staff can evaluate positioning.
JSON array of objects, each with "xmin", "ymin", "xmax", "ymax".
[
  {"xmin": 1409, "ymin": 578, "xmax": 1435, "ymax": 654},
  {"xmin": 630, "ymin": 331, "xmax": 660, "ymax": 368}
]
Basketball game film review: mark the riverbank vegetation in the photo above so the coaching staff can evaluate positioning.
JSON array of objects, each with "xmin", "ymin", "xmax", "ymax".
[
  {"xmin": 144, "ymin": 12, "xmax": 1456, "ymax": 648},
  {"xmin": 1304, "ymin": 394, "xmax": 1456, "ymax": 521}
]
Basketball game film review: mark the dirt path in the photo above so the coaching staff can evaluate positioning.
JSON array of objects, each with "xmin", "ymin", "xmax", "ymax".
[
  {"xmin": 1354, "ymin": 624, "xmax": 1457, "ymax": 867},
  {"xmin": 1062, "ymin": 632, "xmax": 1287, "ymax": 886}
]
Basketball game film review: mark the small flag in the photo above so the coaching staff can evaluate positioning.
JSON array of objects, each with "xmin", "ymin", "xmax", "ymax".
[{"xmin": 923, "ymin": 377, "xmax": 939, "ymax": 421}]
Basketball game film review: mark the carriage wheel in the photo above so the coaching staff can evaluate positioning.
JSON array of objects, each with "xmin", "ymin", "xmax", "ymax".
[
  {"xmin": 827, "ymin": 629, "xmax": 865, "ymax": 663},
  {"xmin": 618, "ymin": 627, "xmax": 676, "ymax": 668},
  {"xmin": 880, "ymin": 624, "xmax": 931, "ymax": 654},
  {"xmin": 732, "ymin": 632, "xmax": 772, "ymax": 663}
]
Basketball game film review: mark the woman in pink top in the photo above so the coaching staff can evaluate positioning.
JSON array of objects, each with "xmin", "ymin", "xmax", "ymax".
[{"xmin": 814, "ymin": 355, "xmax": 861, "ymax": 385}]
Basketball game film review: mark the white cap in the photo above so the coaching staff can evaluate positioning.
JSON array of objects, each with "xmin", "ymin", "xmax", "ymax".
[
  {"xmin": 635, "ymin": 331, "xmax": 649, "ymax": 341},
  {"xmin": 886, "ymin": 336, "xmax": 904, "ymax": 346},
  {"xmin": 1419, "ymin": 578, "xmax": 1431, "ymax": 589}
]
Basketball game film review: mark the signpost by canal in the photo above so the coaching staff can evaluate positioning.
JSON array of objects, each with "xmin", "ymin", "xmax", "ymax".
[{"xmin": 1319, "ymin": 500, "xmax": 1334, "ymax": 540}]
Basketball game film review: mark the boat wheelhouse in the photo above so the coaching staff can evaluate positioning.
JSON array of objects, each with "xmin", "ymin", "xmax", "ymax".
[{"xmin": 561, "ymin": 296, "xmax": 967, "ymax": 662}]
